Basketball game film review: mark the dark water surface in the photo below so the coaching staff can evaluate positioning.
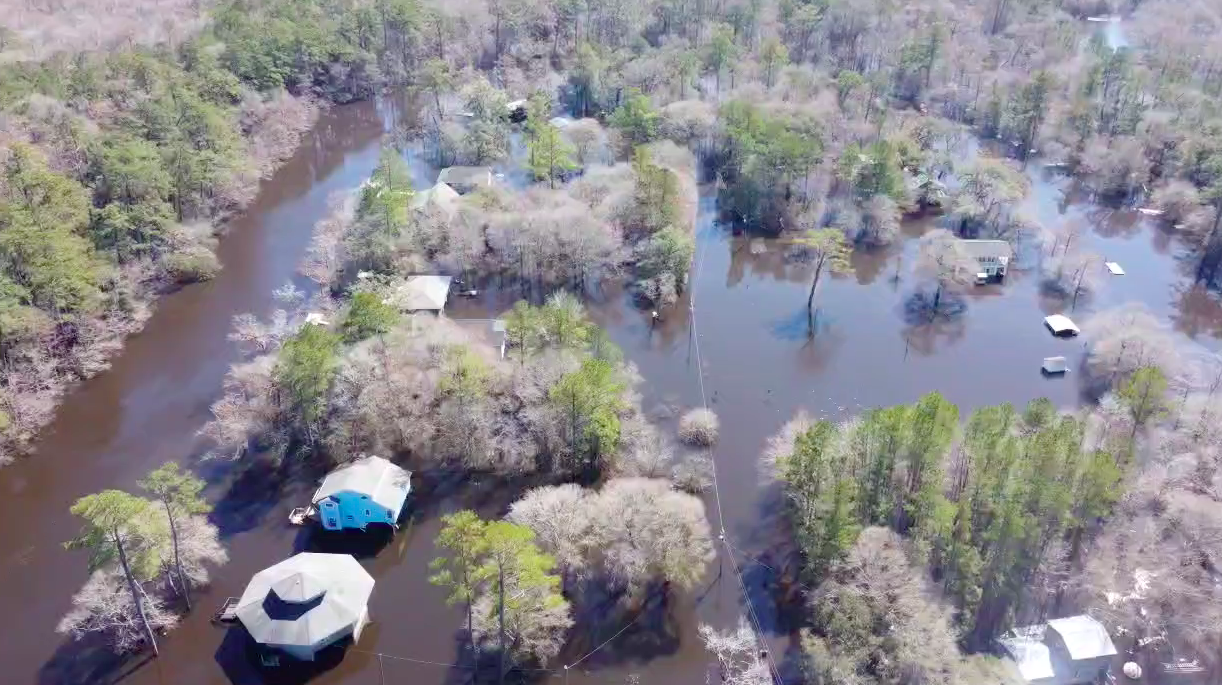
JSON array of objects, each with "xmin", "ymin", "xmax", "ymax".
[{"xmin": 3, "ymin": 92, "xmax": 1220, "ymax": 685}]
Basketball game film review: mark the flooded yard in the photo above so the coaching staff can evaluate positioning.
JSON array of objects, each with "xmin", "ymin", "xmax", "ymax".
[{"xmin": 2, "ymin": 85, "xmax": 1218, "ymax": 685}]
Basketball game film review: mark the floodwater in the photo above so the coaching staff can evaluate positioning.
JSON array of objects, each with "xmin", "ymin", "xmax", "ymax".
[{"xmin": 2, "ymin": 87, "xmax": 1220, "ymax": 685}]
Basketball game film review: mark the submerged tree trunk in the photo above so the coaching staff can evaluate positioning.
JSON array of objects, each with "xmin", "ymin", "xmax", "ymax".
[
  {"xmin": 114, "ymin": 527, "xmax": 159, "ymax": 656},
  {"xmin": 497, "ymin": 564, "xmax": 506, "ymax": 685},
  {"xmin": 160, "ymin": 499, "xmax": 190, "ymax": 611}
]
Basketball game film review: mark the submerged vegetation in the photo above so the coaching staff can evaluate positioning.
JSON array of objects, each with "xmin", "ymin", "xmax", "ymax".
[{"xmin": 26, "ymin": 0, "xmax": 1222, "ymax": 679}]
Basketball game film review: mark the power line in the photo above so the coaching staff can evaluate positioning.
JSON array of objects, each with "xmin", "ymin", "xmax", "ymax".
[
  {"xmin": 724, "ymin": 539, "xmax": 785, "ymax": 685},
  {"xmin": 688, "ymin": 234, "xmax": 725, "ymax": 538},
  {"xmin": 687, "ymin": 229, "xmax": 784, "ymax": 684}
]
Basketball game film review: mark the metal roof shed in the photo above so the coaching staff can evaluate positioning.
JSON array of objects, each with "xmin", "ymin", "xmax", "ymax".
[
  {"xmin": 235, "ymin": 553, "xmax": 374, "ymax": 661},
  {"xmin": 1044, "ymin": 315, "xmax": 1080, "ymax": 337},
  {"xmin": 1047, "ymin": 616, "xmax": 1117, "ymax": 661}
]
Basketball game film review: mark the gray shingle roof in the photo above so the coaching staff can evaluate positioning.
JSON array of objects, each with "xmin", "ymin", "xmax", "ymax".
[
  {"xmin": 388, "ymin": 275, "xmax": 453, "ymax": 312},
  {"xmin": 312, "ymin": 455, "xmax": 412, "ymax": 513},
  {"xmin": 410, "ymin": 182, "xmax": 460, "ymax": 215},
  {"xmin": 236, "ymin": 553, "xmax": 374, "ymax": 652}
]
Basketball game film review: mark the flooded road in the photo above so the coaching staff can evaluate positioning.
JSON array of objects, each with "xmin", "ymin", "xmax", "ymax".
[{"xmin": 2, "ymin": 91, "xmax": 1220, "ymax": 685}]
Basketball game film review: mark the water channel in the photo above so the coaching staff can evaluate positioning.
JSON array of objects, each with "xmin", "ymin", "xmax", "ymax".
[{"xmin": 3, "ymin": 66, "xmax": 1220, "ymax": 685}]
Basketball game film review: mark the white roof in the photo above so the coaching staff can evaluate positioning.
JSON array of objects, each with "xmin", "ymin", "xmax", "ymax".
[
  {"xmin": 410, "ymin": 182, "xmax": 460, "ymax": 215},
  {"xmin": 236, "ymin": 553, "xmax": 373, "ymax": 651},
  {"xmin": 312, "ymin": 455, "xmax": 411, "ymax": 513},
  {"xmin": 1042, "ymin": 356, "xmax": 1068, "ymax": 373},
  {"xmin": 1048, "ymin": 616, "xmax": 1117, "ymax": 661},
  {"xmin": 961, "ymin": 239, "xmax": 1012, "ymax": 261},
  {"xmin": 1000, "ymin": 635, "xmax": 1056, "ymax": 682},
  {"xmin": 1105, "ymin": 262, "xmax": 1125, "ymax": 275},
  {"xmin": 390, "ymin": 275, "xmax": 453, "ymax": 312},
  {"xmin": 437, "ymin": 166, "xmax": 492, "ymax": 187},
  {"xmin": 1044, "ymin": 314, "xmax": 1080, "ymax": 335}
]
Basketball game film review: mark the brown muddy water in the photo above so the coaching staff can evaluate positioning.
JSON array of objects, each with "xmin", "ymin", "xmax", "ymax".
[{"xmin": 2, "ymin": 92, "xmax": 1220, "ymax": 685}]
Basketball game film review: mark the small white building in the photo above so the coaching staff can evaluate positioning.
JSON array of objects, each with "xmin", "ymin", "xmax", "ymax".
[
  {"xmin": 962, "ymin": 240, "xmax": 1013, "ymax": 280},
  {"xmin": 235, "ymin": 552, "xmax": 374, "ymax": 661},
  {"xmin": 312, "ymin": 456, "xmax": 412, "ymax": 531},
  {"xmin": 1000, "ymin": 615, "xmax": 1118, "ymax": 685},
  {"xmin": 1045, "ymin": 314, "xmax": 1080, "ymax": 337}
]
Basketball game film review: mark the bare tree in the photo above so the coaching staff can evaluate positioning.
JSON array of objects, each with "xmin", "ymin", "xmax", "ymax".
[
  {"xmin": 1083, "ymin": 304, "xmax": 1183, "ymax": 387},
  {"xmin": 915, "ymin": 229, "xmax": 979, "ymax": 313},
  {"xmin": 677, "ymin": 408, "xmax": 719, "ymax": 446},
  {"xmin": 1041, "ymin": 250, "xmax": 1103, "ymax": 309},
  {"xmin": 57, "ymin": 568, "xmax": 180, "ymax": 654},
  {"xmin": 699, "ymin": 619, "xmax": 772, "ymax": 685},
  {"xmin": 509, "ymin": 478, "xmax": 714, "ymax": 596}
]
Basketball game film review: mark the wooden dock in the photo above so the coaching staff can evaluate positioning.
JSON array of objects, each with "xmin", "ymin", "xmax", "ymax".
[{"xmin": 212, "ymin": 597, "xmax": 240, "ymax": 624}]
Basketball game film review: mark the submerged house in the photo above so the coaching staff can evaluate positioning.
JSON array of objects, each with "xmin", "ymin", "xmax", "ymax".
[
  {"xmin": 311, "ymin": 455, "xmax": 412, "ymax": 531},
  {"xmin": 235, "ymin": 552, "xmax": 374, "ymax": 661},
  {"xmin": 1000, "ymin": 615, "xmax": 1118, "ymax": 685},
  {"xmin": 437, "ymin": 166, "xmax": 493, "ymax": 194},
  {"xmin": 962, "ymin": 239, "xmax": 1013, "ymax": 281}
]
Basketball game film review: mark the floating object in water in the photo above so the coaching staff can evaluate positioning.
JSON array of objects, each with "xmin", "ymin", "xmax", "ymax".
[
  {"xmin": 357, "ymin": 271, "xmax": 372, "ymax": 279},
  {"xmin": 288, "ymin": 506, "xmax": 315, "ymax": 525},
  {"xmin": 1137, "ymin": 207, "xmax": 1164, "ymax": 216},
  {"xmin": 1106, "ymin": 262, "xmax": 1125, "ymax": 275},
  {"xmin": 1123, "ymin": 662, "xmax": 1142, "ymax": 680},
  {"xmin": 1044, "ymin": 314, "xmax": 1080, "ymax": 337},
  {"xmin": 459, "ymin": 289, "xmax": 479, "ymax": 297},
  {"xmin": 1042, "ymin": 356, "xmax": 1068, "ymax": 374},
  {"xmin": 304, "ymin": 312, "xmax": 329, "ymax": 326}
]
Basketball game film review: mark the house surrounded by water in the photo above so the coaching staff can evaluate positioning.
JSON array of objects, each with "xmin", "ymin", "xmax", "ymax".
[
  {"xmin": 962, "ymin": 239, "xmax": 1012, "ymax": 281},
  {"xmin": 311, "ymin": 455, "xmax": 412, "ymax": 531},
  {"xmin": 234, "ymin": 552, "xmax": 374, "ymax": 661},
  {"xmin": 999, "ymin": 615, "xmax": 1118, "ymax": 685}
]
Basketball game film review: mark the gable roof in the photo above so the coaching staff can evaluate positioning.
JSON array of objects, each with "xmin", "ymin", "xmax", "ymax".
[
  {"xmin": 1000, "ymin": 632, "xmax": 1056, "ymax": 682},
  {"xmin": 1047, "ymin": 616, "xmax": 1117, "ymax": 661},
  {"xmin": 410, "ymin": 182, "xmax": 460, "ymax": 215},
  {"xmin": 437, "ymin": 166, "xmax": 492, "ymax": 187},
  {"xmin": 236, "ymin": 553, "xmax": 374, "ymax": 651},
  {"xmin": 312, "ymin": 455, "xmax": 412, "ymax": 512},
  {"xmin": 961, "ymin": 239, "xmax": 1012, "ymax": 261},
  {"xmin": 388, "ymin": 275, "xmax": 453, "ymax": 312}
]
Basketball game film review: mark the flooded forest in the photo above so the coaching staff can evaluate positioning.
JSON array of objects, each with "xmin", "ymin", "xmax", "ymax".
[{"xmin": 2, "ymin": 0, "xmax": 1222, "ymax": 684}]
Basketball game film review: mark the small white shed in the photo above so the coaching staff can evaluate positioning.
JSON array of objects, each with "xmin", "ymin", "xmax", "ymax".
[
  {"xmin": 312, "ymin": 456, "xmax": 412, "ymax": 531},
  {"xmin": 1044, "ymin": 315, "xmax": 1080, "ymax": 337}
]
